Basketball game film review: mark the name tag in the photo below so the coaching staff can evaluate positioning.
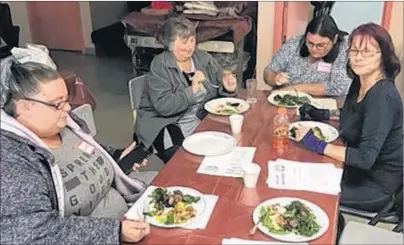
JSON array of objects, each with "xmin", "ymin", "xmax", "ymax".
[
  {"xmin": 317, "ymin": 62, "xmax": 332, "ymax": 73},
  {"xmin": 77, "ymin": 141, "xmax": 95, "ymax": 155}
]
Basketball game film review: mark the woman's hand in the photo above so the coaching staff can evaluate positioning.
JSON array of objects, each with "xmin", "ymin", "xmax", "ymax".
[
  {"xmin": 191, "ymin": 70, "xmax": 205, "ymax": 93},
  {"xmin": 222, "ymin": 70, "xmax": 237, "ymax": 92},
  {"xmin": 294, "ymin": 126, "xmax": 328, "ymax": 155},
  {"xmin": 121, "ymin": 219, "xmax": 150, "ymax": 243},
  {"xmin": 132, "ymin": 158, "xmax": 149, "ymax": 172},
  {"xmin": 274, "ymin": 72, "xmax": 290, "ymax": 86}
]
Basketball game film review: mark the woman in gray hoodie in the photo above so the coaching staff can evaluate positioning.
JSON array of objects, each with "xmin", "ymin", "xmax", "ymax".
[{"xmin": 0, "ymin": 58, "xmax": 150, "ymax": 244}]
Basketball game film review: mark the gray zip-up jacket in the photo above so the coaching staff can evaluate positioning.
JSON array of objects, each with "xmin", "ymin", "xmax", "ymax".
[
  {"xmin": 0, "ymin": 110, "xmax": 146, "ymax": 244},
  {"xmin": 135, "ymin": 49, "xmax": 237, "ymax": 149}
]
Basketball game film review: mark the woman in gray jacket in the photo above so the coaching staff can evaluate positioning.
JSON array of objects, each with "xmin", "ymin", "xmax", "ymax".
[
  {"xmin": 135, "ymin": 16, "xmax": 238, "ymax": 155},
  {"xmin": 0, "ymin": 59, "xmax": 150, "ymax": 244}
]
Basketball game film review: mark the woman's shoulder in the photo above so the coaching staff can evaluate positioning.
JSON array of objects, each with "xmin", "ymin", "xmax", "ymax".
[
  {"xmin": 367, "ymin": 79, "xmax": 402, "ymax": 106},
  {"xmin": 283, "ymin": 35, "xmax": 302, "ymax": 50},
  {"xmin": 150, "ymin": 50, "xmax": 172, "ymax": 69}
]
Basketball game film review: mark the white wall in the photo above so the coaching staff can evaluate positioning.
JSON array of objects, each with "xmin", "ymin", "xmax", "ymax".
[
  {"xmin": 331, "ymin": 2, "xmax": 384, "ymax": 33},
  {"xmin": 256, "ymin": 2, "xmax": 275, "ymax": 90},
  {"xmin": 5, "ymin": 1, "xmax": 32, "ymax": 45},
  {"xmin": 89, "ymin": 2, "xmax": 128, "ymax": 30}
]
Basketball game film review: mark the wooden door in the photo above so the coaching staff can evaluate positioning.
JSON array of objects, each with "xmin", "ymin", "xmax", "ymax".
[
  {"xmin": 273, "ymin": 2, "xmax": 311, "ymax": 53},
  {"xmin": 26, "ymin": 1, "xmax": 84, "ymax": 51}
]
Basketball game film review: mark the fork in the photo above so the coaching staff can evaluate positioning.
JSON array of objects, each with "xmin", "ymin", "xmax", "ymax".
[
  {"xmin": 283, "ymin": 73, "xmax": 299, "ymax": 96},
  {"xmin": 204, "ymin": 77, "xmax": 220, "ymax": 88}
]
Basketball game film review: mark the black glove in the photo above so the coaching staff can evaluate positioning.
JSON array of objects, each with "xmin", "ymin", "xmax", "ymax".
[{"xmin": 299, "ymin": 103, "xmax": 330, "ymax": 121}]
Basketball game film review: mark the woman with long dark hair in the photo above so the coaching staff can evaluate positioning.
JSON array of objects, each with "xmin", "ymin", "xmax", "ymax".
[{"xmin": 264, "ymin": 14, "xmax": 352, "ymax": 96}]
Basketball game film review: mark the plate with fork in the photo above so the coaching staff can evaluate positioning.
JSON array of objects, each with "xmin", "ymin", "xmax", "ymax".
[{"xmin": 205, "ymin": 97, "xmax": 250, "ymax": 116}]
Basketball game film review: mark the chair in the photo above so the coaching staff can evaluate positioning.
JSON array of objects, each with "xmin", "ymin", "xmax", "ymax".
[
  {"xmin": 70, "ymin": 103, "xmax": 97, "ymax": 137},
  {"xmin": 339, "ymin": 185, "xmax": 403, "ymax": 231},
  {"xmin": 339, "ymin": 221, "xmax": 403, "ymax": 244},
  {"xmin": 128, "ymin": 75, "xmax": 184, "ymax": 163}
]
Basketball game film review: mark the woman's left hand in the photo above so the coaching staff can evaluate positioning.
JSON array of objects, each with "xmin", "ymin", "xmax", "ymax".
[
  {"xmin": 132, "ymin": 158, "xmax": 149, "ymax": 171},
  {"xmin": 222, "ymin": 70, "xmax": 237, "ymax": 92}
]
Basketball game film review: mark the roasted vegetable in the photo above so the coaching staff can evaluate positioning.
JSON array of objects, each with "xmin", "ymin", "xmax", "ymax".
[
  {"xmin": 312, "ymin": 127, "xmax": 326, "ymax": 141},
  {"xmin": 274, "ymin": 94, "xmax": 311, "ymax": 106},
  {"xmin": 259, "ymin": 201, "xmax": 320, "ymax": 237}
]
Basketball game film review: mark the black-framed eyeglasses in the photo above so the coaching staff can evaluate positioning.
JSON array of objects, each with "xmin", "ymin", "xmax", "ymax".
[
  {"xmin": 305, "ymin": 40, "xmax": 333, "ymax": 51},
  {"xmin": 23, "ymin": 97, "xmax": 69, "ymax": 110}
]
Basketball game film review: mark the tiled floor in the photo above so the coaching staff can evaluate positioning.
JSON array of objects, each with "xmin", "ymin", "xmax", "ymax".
[
  {"xmin": 51, "ymin": 50, "xmax": 398, "ymax": 233},
  {"xmin": 51, "ymin": 51, "xmax": 135, "ymax": 148}
]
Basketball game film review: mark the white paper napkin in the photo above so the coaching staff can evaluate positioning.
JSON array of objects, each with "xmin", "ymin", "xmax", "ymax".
[
  {"xmin": 222, "ymin": 237, "xmax": 307, "ymax": 245},
  {"xmin": 124, "ymin": 186, "xmax": 219, "ymax": 230},
  {"xmin": 266, "ymin": 159, "xmax": 343, "ymax": 195},
  {"xmin": 197, "ymin": 147, "xmax": 256, "ymax": 177}
]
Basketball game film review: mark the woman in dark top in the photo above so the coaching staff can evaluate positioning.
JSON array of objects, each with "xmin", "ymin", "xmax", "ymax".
[{"xmin": 295, "ymin": 23, "xmax": 403, "ymax": 212}]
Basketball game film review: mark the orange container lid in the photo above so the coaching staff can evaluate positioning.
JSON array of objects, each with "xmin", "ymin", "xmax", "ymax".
[{"xmin": 277, "ymin": 107, "xmax": 288, "ymax": 115}]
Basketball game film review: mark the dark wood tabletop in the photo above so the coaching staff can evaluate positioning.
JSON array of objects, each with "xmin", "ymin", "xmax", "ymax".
[{"xmin": 139, "ymin": 90, "xmax": 342, "ymax": 245}]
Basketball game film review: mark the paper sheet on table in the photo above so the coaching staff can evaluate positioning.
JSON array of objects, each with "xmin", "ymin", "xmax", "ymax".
[
  {"xmin": 266, "ymin": 159, "xmax": 343, "ymax": 195},
  {"xmin": 197, "ymin": 147, "xmax": 256, "ymax": 177},
  {"xmin": 222, "ymin": 237, "xmax": 307, "ymax": 245}
]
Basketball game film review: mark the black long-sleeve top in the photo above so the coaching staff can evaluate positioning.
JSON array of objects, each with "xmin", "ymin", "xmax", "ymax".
[{"xmin": 340, "ymin": 78, "xmax": 403, "ymax": 194}]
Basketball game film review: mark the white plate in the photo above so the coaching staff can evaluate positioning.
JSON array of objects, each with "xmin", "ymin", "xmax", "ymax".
[
  {"xmin": 289, "ymin": 121, "xmax": 339, "ymax": 143},
  {"xmin": 252, "ymin": 197, "xmax": 329, "ymax": 243},
  {"xmin": 141, "ymin": 186, "xmax": 207, "ymax": 228},
  {"xmin": 182, "ymin": 131, "xmax": 236, "ymax": 156},
  {"xmin": 204, "ymin": 97, "xmax": 250, "ymax": 116},
  {"xmin": 267, "ymin": 91, "xmax": 313, "ymax": 108}
]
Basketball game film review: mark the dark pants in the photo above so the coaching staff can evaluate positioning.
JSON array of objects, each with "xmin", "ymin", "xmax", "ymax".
[{"xmin": 340, "ymin": 178, "xmax": 391, "ymax": 212}]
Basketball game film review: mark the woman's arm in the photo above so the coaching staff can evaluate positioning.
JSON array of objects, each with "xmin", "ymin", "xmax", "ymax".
[
  {"xmin": 1, "ymin": 157, "xmax": 121, "ymax": 245},
  {"xmin": 324, "ymin": 93, "xmax": 395, "ymax": 169}
]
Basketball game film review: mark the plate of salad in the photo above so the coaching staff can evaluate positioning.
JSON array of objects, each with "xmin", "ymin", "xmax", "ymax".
[
  {"xmin": 141, "ymin": 186, "xmax": 206, "ymax": 228},
  {"xmin": 252, "ymin": 197, "xmax": 329, "ymax": 242}
]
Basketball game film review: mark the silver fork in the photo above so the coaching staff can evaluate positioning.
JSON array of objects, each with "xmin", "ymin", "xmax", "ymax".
[{"xmin": 204, "ymin": 77, "xmax": 219, "ymax": 88}]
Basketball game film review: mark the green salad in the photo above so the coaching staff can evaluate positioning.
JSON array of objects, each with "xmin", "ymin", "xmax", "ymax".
[
  {"xmin": 274, "ymin": 94, "xmax": 311, "ymax": 107},
  {"xmin": 259, "ymin": 201, "xmax": 320, "ymax": 237}
]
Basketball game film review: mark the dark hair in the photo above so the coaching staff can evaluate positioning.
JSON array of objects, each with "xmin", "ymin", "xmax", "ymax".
[
  {"xmin": 0, "ymin": 57, "xmax": 60, "ymax": 117},
  {"xmin": 346, "ymin": 23, "xmax": 401, "ymax": 81},
  {"xmin": 299, "ymin": 15, "xmax": 348, "ymax": 63}
]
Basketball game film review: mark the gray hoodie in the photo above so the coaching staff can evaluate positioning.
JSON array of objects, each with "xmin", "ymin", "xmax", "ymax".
[{"xmin": 0, "ymin": 110, "xmax": 146, "ymax": 244}]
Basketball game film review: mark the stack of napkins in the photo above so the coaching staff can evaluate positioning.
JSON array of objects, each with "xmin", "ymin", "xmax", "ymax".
[
  {"xmin": 124, "ymin": 186, "xmax": 219, "ymax": 230},
  {"xmin": 266, "ymin": 159, "xmax": 343, "ymax": 195},
  {"xmin": 222, "ymin": 238, "xmax": 307, "ymax": 244}
]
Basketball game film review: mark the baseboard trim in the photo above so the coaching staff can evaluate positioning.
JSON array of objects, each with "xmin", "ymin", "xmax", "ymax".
[{"xmin": 83, "ymin": 47, "xmax": 96, "ymax": 55}]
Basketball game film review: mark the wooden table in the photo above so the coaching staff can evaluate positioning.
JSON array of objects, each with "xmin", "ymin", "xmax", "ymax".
[{"xmin": 140, "ymin": 91, "xmax": 342, "ymax": 245}]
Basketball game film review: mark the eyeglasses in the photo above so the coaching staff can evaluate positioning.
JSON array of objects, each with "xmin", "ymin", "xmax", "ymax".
[
  {"xmin": 23, "ymin": 97, "xmax": 69, "ymax": 110},
  {"xmin": 349, "ymin": 49, "xmax": 381, "ymax": 58},
  {"xmin": 305, "ymin": 40, "xmax": 332, "ymax": 51}
]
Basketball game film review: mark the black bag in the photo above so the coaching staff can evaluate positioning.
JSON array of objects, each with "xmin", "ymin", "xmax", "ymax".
[{"xmin": 0, "ymin": 3, "xmax": 20, "ymax": 59}]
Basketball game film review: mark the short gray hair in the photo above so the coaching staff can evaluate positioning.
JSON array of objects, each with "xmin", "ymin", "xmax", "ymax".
[
  {"xmin": 157, "ymin": 16, "xmax": 197, "ymax": 50},
  {"xmin": 0, "ymin": 57, "xmax": 60, "ymax": 117}
]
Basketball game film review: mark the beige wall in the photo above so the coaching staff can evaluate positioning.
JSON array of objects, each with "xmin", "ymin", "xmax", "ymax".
[
  {"xmin": 5, "ymin": 2, "xmax": 94, "ymax": 51},
  {"xmin": 5, "ymin": 1, "xmax": 32, "ymax": 45},
  {"xmin": 389, "ymin": 2, "xmax": 404, "ymax": 99},
  {"xmin": 256, "ymin": 2, "xmax": 275, "ymax": 90}
]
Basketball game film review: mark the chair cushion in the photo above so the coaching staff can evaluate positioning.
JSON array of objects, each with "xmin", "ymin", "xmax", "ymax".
[{"xmin": 339, "ymin": 221, "xmax": 403, "ymax": 244}]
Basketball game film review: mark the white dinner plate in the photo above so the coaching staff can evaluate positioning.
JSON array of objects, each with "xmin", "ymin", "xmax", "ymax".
[
  {"xmin": 289, "ymin": 121, "xmax": 339, "ymax": 143},
  {"xmin": 252, "ymin": 197, "xmax": 329, "ymax": 243},
  {"xmin": 140, "ymin": 186, "xmax": 206, "ymax": 228},
  {"xmin": 182, "ymin": 131, "xmax": 237, "ymax": 156},
  {"xmin": 267, "ymin": 90, "xmax": 313, "ymax": 108},
  {"xmin": 204, "ymin": 97, "xmax": 250, "ymax": 116}
]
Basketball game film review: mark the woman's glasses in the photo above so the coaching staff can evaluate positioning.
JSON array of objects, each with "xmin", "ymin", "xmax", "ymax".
[
  {"xmin": 305, "ymin": 40, "xmax": 332, "ymax": 51},
  {"xmin": 348, "ymin": 49, "xmax": 381, "ymax": 58},
  {"xmin": 23, "ymin": 97, "xmax": 69, "ymax": 110}
]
